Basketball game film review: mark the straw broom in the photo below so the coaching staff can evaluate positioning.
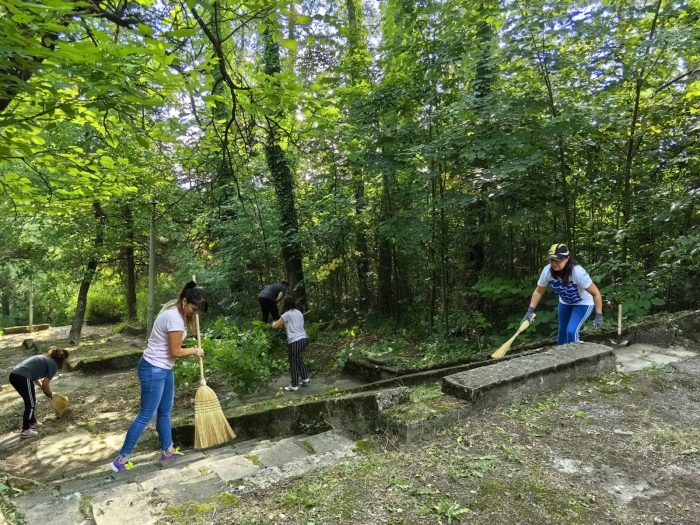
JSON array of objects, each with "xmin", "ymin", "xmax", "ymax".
[
  {"xmin": 491, "ymin": 315, "xmax": 535, "ymax": 360},
  {"xmin": 192, "ymin": 277, "xmax": 236, "ymax": 449},
  {"xmin": 50, "ymin": 393, "xmax": 69, "ymax": 416}
]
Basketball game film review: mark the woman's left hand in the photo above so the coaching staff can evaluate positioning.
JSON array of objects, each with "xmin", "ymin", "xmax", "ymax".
[
  {"xmin": 193, "ymin": 347, "xmax": 204, "ymax": 358},
  {"xmin": 593, "ymin": 313, "xmax": 604, "ymax": 330}
]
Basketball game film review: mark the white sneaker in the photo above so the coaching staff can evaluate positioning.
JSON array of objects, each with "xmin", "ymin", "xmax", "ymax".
[
  {"xmin": 20, "ymin": 429, "xmax": 39, "ymax": 439},
  {"xmin": 30, "ymin": 422, "xmax": 42, "ymax": 431},
  {"xmin": 300, "ymin": 378, "xmax": 310, "ymax": 385},
  {"xmin": 284, "ymin": 385, "xmax": 299, "ymax": 392}
]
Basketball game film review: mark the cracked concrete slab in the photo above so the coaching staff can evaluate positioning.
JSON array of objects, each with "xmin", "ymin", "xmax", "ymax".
[
  {"xmin": 613, "ymin": 343, "xmax": 695, "ymax": 372},
  {"xmin": 190, "ymin": 454, "xmax": 261, "ymax": 482},
  {"xmin": 295, "ymin": 431, "xmax": 354, "ymax": 455},
  {"xmin": 253, "ymin": 439, "xmax": 311, "ymax": 468}
]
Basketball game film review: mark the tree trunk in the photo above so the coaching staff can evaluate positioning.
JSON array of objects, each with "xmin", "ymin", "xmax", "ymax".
[
  {"xmin": 262, "ymin": 29, "xmax": 306, "ymax": 308},
  {"xmin": 355, "ymin": 180, "xmax": 371, "ymax": 305},
  {"xmin": 68, "ymin": 202, "xmax": 106, "ymax": 345},
  {"xmin": 1, "ymin": 289, "xmax": 9, "ymax": 317},
  {"xmin": 122, "ymin": 204, "xmax": 137, "ymax": 321},
  {"xmin": 377, "ymin": 166, "xmax": 394, "ymax": 318},
  {"xmin": 344, "ymin": 0, "xmax": 372, "ymax": 307},
  {"xmin": 622, "ymin": 0, "xmax": 662, "ymax": 262}
]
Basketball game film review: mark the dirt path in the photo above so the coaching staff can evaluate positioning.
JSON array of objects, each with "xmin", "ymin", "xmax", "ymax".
[{"xmin": 0, "ymin": 324, "xmax": 363, "ymax": 485}]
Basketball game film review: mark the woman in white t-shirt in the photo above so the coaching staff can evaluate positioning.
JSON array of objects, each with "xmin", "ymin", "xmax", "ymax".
[
  {"xmin": 111, "ymin": 281, "xmax": 207, "ymax": 472},
  {"xmin": 272, "ymin": 296, "xmax": 310, "ymax": 392},
  {"xmin": 522, "ymin": 244, "xmax": 604, "ymax": 345}
]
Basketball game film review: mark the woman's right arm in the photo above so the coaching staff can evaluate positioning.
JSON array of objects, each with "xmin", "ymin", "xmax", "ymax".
[
  {"xmin": 529, "ymin": 286, "xmax": 547, "ymax": 309},
  {"xmin": 167, "ymin": 331, "xmax": 204, "ymax": 359},
  {"xmin": 522, "ymin": 285, "xmax": 547, "ymax": 324}
]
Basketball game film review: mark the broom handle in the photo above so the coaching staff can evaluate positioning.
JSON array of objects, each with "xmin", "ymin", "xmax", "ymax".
[
  {"xmin": 618, "ymin": 304, "xmax": 622, "ymax": 336},
  {"xmin": 192, "ymin": 274, "xmax": 205, "ymax": 385}
]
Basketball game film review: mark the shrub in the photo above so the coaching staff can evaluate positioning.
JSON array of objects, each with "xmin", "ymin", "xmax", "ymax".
[
  {"xmin": 174, "ymin": 320, "xmax": 287, "ymax": 396},
  {"xmin": 86, "ymin": 289, "xmax": 126, "ymax": 325}
]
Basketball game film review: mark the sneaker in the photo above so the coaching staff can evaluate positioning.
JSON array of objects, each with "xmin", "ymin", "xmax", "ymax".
[
  {"xmin": 284, "ymin": 385, "xmax": 299, "ymax": 392},
  {"xmin": 29, "ymin": 422, "xmax": 42, "ymax": 431},
  {"xmin": 160, "ymin": 447, "xmax": 185, "ymax": 462},
  {"xmin": 300, "ymin": 378, "xmax": 310, "ymax": 385},
  {"xmin": 110, "ymin": 456, "xmax": 134, "ymax": 473},
  {"xmin": 20, "ymin": 429, "xmax": 38, "ymax": 439}
]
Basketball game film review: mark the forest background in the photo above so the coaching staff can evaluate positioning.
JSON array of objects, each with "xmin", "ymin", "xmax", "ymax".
[{"xmin": 1, "ymin": 0, "xmax": 699, "ymax": 380}]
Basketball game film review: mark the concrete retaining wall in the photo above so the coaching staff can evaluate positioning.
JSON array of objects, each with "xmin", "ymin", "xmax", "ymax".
[
  {"xmin": 68, "ymin": 350, "xmax": 143, "ymax": 373},
  {"xmin": 173, "ymin": 386, "xmax": 410, "ymax": 445},
  {"xmin": 442, "ymin": 343, "xmax": 615, "ymax": 408}
]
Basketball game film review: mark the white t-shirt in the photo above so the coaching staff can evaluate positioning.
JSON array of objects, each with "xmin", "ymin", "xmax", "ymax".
[
  {"xmin": 143, "ymin": 306, "xmax": 187, "ymax": 370},
  {"xmin": 538, "ymin": 264, "xmax": 594, "ymax": 306},
  {"xmin": 280, "ymin": 309, "xmax": 307, "ymax": 344}
]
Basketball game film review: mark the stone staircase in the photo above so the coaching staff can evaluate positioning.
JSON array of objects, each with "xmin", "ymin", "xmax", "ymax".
[{"xmin": 13, "ymin": 430, "xmax": 358, "ymax": 525}]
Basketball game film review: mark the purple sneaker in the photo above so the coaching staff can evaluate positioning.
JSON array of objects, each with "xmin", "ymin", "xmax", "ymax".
[
  {"xmin": 161, "ymin": 447, "xmax": 185, "ymax": 462},
  {"xmin": 110, "ymin": 456, "xmax": 133, "ymax": 473}
]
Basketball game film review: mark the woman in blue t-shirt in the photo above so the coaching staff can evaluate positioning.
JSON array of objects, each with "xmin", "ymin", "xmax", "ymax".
[
  {"xmin": 9, "ymin": 347, "xmax": 70, "ymax": 438},
  {"xmin": 272, "ymin": 296, "xmax": 310, "ymax": 392},
  {"xmin": 522, "ymin": 244, "xmax": 604, "ymax": 345}
]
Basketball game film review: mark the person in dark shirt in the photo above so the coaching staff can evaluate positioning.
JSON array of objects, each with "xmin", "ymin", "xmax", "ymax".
[
  {"xmin": 258, "ymin": 280, "xmax": 288, "ymax": 322},
  {"xmin": 9, "ymin": 347, "xmax": 69, "ymax": 438}
]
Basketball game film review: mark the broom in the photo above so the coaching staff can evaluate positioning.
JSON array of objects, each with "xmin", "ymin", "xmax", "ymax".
[
  {"xmin": 50, "ymin": 393, "xmax": 69, "ymax": 416},
  {"xmin": 192, "ymin": 276, "xmax": 236, "ymax": 450},
  {"xmin": 491, "ymin": 315, "xmax": 535, "ymax": 360}
]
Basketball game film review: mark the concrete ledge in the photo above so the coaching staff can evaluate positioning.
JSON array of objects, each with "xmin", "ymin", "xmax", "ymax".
[
  {"xmin": 68, "ymin": 349, "xmax": 143, "ymax": 373},
  {"xmin": 173, "ymin": 387, "xmax": 410, "ymax": 445},
  {"xmin": 380, "ymin": 401, "xmax": 472, "ymax": 443},
  {"xmin": 442, "ymin": 343, "xmax": 615, "ymax": 408},
  {"xmin": 343, "ymin": 348, "xmax": 547, "ymax": 396}
]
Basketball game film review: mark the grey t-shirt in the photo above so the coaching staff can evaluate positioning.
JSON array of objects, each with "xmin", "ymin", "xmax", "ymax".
[
  {"xmin": 280, "ymin": 309, "xmax": 307, "ymax": 343},
  {"xmin": 259, "ymin": 283, "xmax": 284, "ymax": 300},
  {"xmin": 12, "ymin": 355, "xmax": 58, "ymax": 381}
]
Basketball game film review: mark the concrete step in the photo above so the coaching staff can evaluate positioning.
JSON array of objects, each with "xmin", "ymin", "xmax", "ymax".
[
  {"xmin": 443, "ymin": 343, "xmax": 616, "ymax": 408},
  {"xmin": 13, "ymin": 431, "xmax": 358, "ymax": 525}
]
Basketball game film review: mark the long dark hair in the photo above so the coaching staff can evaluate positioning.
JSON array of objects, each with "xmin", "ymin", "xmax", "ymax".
[
  {"xmin": 550, "ymin": 253, "xmax": 578, "ymax": 284},
  {"xmin": 46, "ymin": 347, "xmax": 69, "ymax": 370},
  {"xmin": 160, "ymin": 281, "xmax": 209, "ymax": 332},
  {"xmin": 280, "ymin": 295, "xmax": 296, "ymax": 315}
]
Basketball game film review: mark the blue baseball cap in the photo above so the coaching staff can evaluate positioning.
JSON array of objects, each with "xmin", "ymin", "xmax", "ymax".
[{"xmin": 546, "ymin": 243, "xmax": 570, "ymax": 261}]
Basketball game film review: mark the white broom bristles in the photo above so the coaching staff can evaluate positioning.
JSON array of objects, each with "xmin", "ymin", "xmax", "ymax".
[
  {"xmin": 50, "ymin": 393, "xmax": 69, "ymax": 416},
  {"xmin": 194, "ymin": 384, "xmax": 236, "ymax": 449}
]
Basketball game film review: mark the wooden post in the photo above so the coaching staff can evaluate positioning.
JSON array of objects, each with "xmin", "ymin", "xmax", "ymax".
[{"xmin": 28, "ymin": 274, "xmax": 33, "ymax": 333}]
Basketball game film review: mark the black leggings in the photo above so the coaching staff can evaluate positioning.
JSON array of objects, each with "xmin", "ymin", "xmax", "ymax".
[{"xmin": 9, "ymin": 373, "xmax": 38, "ymax": 430}]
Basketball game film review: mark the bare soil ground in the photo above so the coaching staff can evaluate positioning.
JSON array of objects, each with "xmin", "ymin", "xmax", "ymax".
[
  {"xmin": 0, "ymin": 324, "xmax": 362, "ymax": 484},
  {"xmin": 160, "ymin": 351, "xmax": 700, "ymax": 525}
]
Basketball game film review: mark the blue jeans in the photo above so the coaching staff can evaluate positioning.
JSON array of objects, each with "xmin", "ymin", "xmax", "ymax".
[
  {"xmin": 119, "ymin": 357, "xmax": 175, "ymax": 456},
  {"xmin": 558, "ymin": 303, "xmax": 594, "ymax": 344}
]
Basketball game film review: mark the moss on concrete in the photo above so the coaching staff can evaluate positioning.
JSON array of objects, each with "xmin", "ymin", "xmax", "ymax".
[
  {"xmin": 381, "ymin": 384, "xmax": 462, "ymax": 423},
  {"xmin": 244, "ymin": 454, "xmax": 262, "ymax": 466},
  {"xmin": 213, "ymin": 492, "xmax": 241, "ymax": 506},
  {"xmin": 297, "ymin": 440, "xmax": 315, "ymax": 454}
]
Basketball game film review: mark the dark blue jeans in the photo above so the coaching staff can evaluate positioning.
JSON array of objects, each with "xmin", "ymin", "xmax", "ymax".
[
  {"xmin": 119, "ymin": 357, "xmax": 175, "ymax": 456},
  {"xmin": 558, "ymin": 303, "xmax": 594, "ymax": 344}
]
